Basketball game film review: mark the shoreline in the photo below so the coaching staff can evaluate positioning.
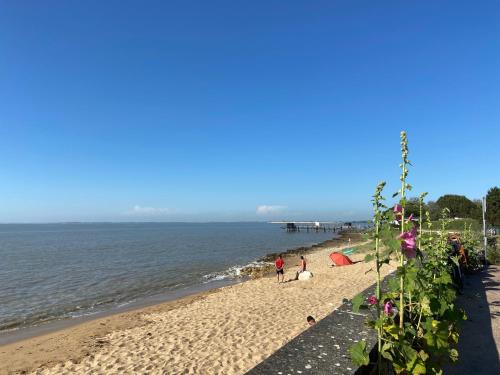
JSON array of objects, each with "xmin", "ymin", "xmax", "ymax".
[
  {"xmin": 0, "ymin": 230, "xmax": 356, "ymax": 344},
  {"xmin": 0, "ymin": 278, "xmax": 240, "ymax": 347},
  {"xmin": 0, "ymin": 230, "xmax": 373, "ymax": 375}
]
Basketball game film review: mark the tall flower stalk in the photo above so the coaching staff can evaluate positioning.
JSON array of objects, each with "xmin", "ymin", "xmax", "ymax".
[
  {"xmin": 372, "ymin": 181, "xmax": 386, "ymax": 370},
  {"xmin": 398, "ymin": 131, "xmax": 410, "ymax": 330},
  {"xmin": 418, "ymin": 192, "xmax": 428, "ymax": 249}
]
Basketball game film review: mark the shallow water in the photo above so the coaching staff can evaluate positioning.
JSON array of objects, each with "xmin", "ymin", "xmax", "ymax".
[{"xmin": 0, "ymin": 222, "xmax": 342, "ymax": 332}]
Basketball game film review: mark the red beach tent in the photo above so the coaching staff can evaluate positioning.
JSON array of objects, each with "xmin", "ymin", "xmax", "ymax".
[{"xmin": 329, "ymin": 252, "xmax": 353, "ymax": 266}]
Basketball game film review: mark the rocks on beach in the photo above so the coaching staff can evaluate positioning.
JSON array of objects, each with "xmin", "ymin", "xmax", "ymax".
[
  {"xmin": 298, "ymin": 271, "xmax": 313, "ymax": 280},
  {"xmin": 240, "ymin": 231, "xmax": 365, "ymax": 279}
]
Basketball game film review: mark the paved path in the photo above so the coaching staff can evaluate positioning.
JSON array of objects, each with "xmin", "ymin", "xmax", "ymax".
[{"xmin": 445, "ymin": 265, "xmax": 500, "ymax": 374}]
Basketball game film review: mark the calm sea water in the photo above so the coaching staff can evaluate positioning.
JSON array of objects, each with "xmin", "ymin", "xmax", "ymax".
[{"xmin": 0, "ymin": 222, "xmax": 339, "ymax": 333}]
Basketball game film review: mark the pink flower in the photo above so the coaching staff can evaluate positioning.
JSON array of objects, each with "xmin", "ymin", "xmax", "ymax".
[
  {"xmin": 384, "ymin": 301, "xmax": 393, "ymax": 315},
  {"xmin": 393, "ymin": 204, "xmax": 402, "ymax": 221},
  {"xmin": 367, "ymin": 295, "xmax": 378, "ymax": 305},
  {"xmin": 398, "ymin": 224, "xmax": 418, "ymax": 258},
  {"xmin": 407, "ymin": 213, "xmax": 414, "ymax": 222}
]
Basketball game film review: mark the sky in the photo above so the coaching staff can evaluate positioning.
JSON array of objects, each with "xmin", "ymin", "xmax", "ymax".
[{"xmin": 0, "ymin": 0, "xmax": 499, "ymax": 223}]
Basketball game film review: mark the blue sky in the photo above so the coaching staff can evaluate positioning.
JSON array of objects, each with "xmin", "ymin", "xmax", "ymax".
[{"xmin": 0, "ymin": 0, "xmax": 499, "ymax": 222}]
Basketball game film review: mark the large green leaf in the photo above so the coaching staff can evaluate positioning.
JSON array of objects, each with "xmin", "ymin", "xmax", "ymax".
[
  {"xmin": 380, "ymin": 342, "xmax": 394, "ymax": 361},
  {"xmin": 349, "ymin": 340, "xmax": 369, "ymax": 366},
  {"xmin": 401, "ymin": 344, "xmax": 426, "ymax": 374},
  {"xmin": 388, "ymin": 277, "xmax": 400, "ymax": 292},
  {"xmin": 351, "ymin": 293, "xmax": 365, "ymax": 313},
  {"xmin": 424, "ymin": 321, "xmax": 449, "ymax": 350}
]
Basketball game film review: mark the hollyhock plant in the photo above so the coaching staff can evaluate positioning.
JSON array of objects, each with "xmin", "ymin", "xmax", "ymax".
[
  {"xmin": 349, "ymin": 133, "xmax": 466, "ymax": 372},
  {"xmin": 368, "ymin": 295, "xmax": 378, "ymax": 305},
  {"xmin": 399, "ymin": 224, "xmax": 418, "ymax": 258}
]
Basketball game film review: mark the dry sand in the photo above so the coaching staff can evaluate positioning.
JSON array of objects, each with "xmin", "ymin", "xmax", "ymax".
[{"xmin": 0, "ymin": 238, "xmax": 396, "ymax": 375}]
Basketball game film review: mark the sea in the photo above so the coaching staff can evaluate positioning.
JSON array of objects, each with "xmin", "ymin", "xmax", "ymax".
[{"xmin": 0, "ymin": 222, "xmax": 344, "ymax": 335}]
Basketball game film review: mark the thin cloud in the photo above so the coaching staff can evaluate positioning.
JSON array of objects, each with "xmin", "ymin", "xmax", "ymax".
[
  {"xmin": 256, "ymin": 205, "xmax": 287, "ymax": 215},
  {"xmin": 126, "ymin": 205, "xmax": 175, "ymax": 216}
]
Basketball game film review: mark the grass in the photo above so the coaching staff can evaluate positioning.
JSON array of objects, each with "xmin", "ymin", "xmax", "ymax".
[{"xmin": 430, "ymin": 218, "xmax": 481, "ymax": 232}]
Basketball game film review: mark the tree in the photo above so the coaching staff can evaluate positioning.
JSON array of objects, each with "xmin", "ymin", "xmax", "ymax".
[
  {"xmin": 427, "ymin": 200, "xmax": 441, "ymax": 221},
  {"xmin": 436, "ymin": 194, "xmax": 479, "ymax": 219},
  {"xmin": 486, "ymin": 187, "xmax": 500, "ymax": 226},
  {"xmin": 471, "ymin": 199, "xmax": 483, "ymax": 221},
  {"xmin": 405, "ymin": 197, "xmax": 421, "ymax": 217}
]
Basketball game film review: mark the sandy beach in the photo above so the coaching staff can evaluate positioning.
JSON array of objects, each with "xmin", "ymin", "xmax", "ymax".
[{"xmin": 0, "ymin": 235, "xmax": 396, "ymax": 375}]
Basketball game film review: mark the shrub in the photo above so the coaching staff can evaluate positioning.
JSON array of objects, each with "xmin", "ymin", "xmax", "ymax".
[{"xmin": 487, "ymin": 244, "xmax": 500, "ymax": 265}]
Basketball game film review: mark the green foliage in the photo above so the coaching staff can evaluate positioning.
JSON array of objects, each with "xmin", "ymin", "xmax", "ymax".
[
  {"xmin": 349, "ymin": 340, "xmax": 370, "ymax": 366},
  {"xmin": 486, "ymin": 186, "xmax": 500, "ymax": 226},
  {"xmin": 487, "ymin": 244, "xmax": 500, "ymax": 265},
  {"xmin": 352, "ymin": 293, "xmax": 365, "ymax": 313},
  {"xmin": 436, "ymin": 194, "xmax": 481, "ymax": 220},
  {"xmin": 349, "ymin": 132, "xmax": 466, "ymax": 374},
  {"xmin": 461, "ymin": 222, "xmax": 483, "ymax": 269},
  {"xmin": 426, "ymin": 200, "xmax": 441, "ymax": 221},
  {"xmin": 409, "ymin": 197, "xmax": 481, "ymax": 222},
  {"xmin": 405, "ymin": 197, "xmax": 421, "ymax": 217},
  {"xmin": 431, "ymin": 218, "xmax": 481, "ymax": 232}
]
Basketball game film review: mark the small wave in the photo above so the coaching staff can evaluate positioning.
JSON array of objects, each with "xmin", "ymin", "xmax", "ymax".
[
  {"xmin": 202, "ymin": 265, "xmax": 242, "ymax": 283},
  {"xmin": 202, "ymin": 261, "xmax": 271, "ymax": 284}
]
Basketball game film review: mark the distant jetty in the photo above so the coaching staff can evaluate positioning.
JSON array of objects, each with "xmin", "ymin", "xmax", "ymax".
[{"xmin": 269, "ymin": 221, "xmax": 352, "ymax": 232}]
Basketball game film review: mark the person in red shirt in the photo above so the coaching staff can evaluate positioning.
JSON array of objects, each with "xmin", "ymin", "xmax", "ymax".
[{"xmin": 275, "ymin": 254, "xmax": 285, "ymax": 283}]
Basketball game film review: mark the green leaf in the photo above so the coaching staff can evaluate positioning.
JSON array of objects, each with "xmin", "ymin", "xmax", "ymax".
[
  {"xmin": 449, "ymin": 348, "xmax": 459, "ymax": 362},
  {"xmin": 418, "ymin": 350, "xmax": 429, "ymax": 362},
  {"xmin": 387, "ymin": 277, "xmax": 400, "ymax": 292},
  {"xmin": 421, "ymin": 295, "xmax": 431, "ymax": 315},
  {"xmin": 392, "ymin": 191, "xmax": 399, "ymax": 198},
  {"xmin": 349, "ymin": 341, "xmax": 369, "ymax": 366},
  {"xmin": 424, "ymin": 321, "xmax": 449, "ymax": 350},
  {"xmin": 383, "ymin": 324, "xmax": 400, "ymax": 339},
  {"xmin": 430, "ymin": 298, "xmax": 441, "ymax": 314},
  {"xmin": 409, "ymin": 358, "xmax": 426, "ymax": 374},
  {"xmin": 401, "ymin": 344, "xmax": 426, "ymax": 374},
  {"xmin": 380, "ymin": 342, "xmax": 393, "ymax": 361},
  {"xmin": 351, "ymin": 293, "xmax": 364, "ymax": 313},
  {"xmin": 374, "ymin": 316, "xmax": 386, "ymax": 329},
  {"xmin": 436, "ymin": 273, "xmax": 453, "ymax": 285}
]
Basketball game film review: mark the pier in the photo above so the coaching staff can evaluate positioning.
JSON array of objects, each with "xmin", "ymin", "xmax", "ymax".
[{"xmin": 270, "ymin": 221, "xmax": 352, "ymax": 233}]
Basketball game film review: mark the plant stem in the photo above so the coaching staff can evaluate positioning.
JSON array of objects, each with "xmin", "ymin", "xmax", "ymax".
[
  {"xmin": 375, "ymin": 220, "xmax": 382, "ymax": 374},
  {"xmin": 399, "ymin": 163, "xmax": 406, "ymax": 332},
  {"xmin": 412, "ymin": 305, "xmax": 424, "ymax": 345}
]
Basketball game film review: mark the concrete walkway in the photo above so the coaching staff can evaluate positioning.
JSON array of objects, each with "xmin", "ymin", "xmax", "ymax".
[{"xmin": 445, "ymin": 265, "xmax": 500, "ymax": 374}]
